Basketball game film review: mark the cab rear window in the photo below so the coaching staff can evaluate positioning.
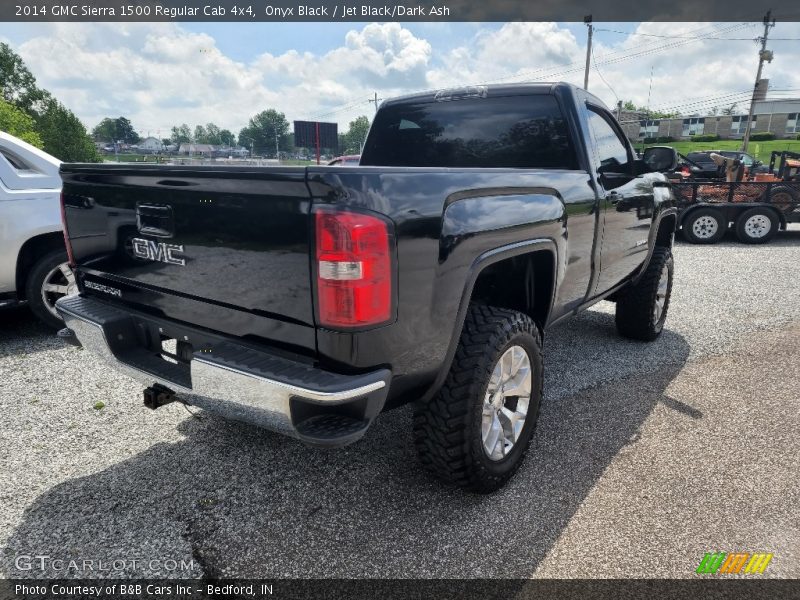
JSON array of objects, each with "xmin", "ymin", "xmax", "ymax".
[{"xmin": 360, "ymin": 94, "xmax": 578, "ymax": 170}]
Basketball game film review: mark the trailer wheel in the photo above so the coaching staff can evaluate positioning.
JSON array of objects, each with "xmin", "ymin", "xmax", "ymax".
[
  {"xmin": 681, "ymin": 208, "xmax": 726, "ymax": 244},
  {"xmin": 735, "ymin": 207, "xmax": 778, "ymax": 244}
]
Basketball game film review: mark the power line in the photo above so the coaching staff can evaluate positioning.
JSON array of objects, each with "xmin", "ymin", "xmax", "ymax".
[
  {"xmin": 597, "ymin": 28, "xmax": 800, "ymax": 41},
  {"xmin": 312, "ymin": 23, "xmax": 752, "ymax": 121},
  {"xmin": 480, "ymin": 23, "xmax": 751, "ymax": 87},
  {"xmin": 591, "ymin": 35, "xmax": 617, "ymax": 102}
]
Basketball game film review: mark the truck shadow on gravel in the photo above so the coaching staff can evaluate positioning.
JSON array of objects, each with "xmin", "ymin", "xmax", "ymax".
[
  {"xmin": 674, "ymin": 226, "xmax": 800, "ymax": 247},
  {"xmin": 4, "ymin": 309, "xmax": 691, "ymax": 578},
  {"xmin": 0, "ymin": 308, "xmax": 62, "ymax": 357}
]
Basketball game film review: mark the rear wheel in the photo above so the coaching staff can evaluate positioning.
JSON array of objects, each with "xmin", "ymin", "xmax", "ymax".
[
  {"xmin": 25, "ymin": 249, "xmax": 77, "ymax": 329},
  {"xmin": 682, "ymin": 208, "xmax": 726, "ymax": 244},
  {"xmin": 413, "ymin": 305, "xmax": 543, "ymax": 493},
  {"xmin": 735, "ymin": 207, "xmax": 779, "ymax": 244}
]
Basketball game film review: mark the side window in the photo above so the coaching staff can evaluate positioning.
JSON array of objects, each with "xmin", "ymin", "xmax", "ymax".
[
  {"xmin": 586, "ymin": 107, "xmax": 631, "ymax": 175},
  {"xmin": 1, "ymin": 149, "xmax": 35, "ymax": 172},
  {"xmin": 360, "ymin": 94, "xmax": 578, "ymax": 169}
]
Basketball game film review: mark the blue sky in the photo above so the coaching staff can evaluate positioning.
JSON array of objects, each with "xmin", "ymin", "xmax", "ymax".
[{"xmin": 1, "ymin": 21, "xmax": 798, "ymax": 135}]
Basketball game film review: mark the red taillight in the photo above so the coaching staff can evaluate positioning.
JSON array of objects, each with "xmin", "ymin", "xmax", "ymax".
[
  {"xmin": 315, "ymin": 209, "xmax": 392, "ymax": 329},
  {"xmin": 60, "ymin": 192, "xmax": 76, "ymax": 267}
]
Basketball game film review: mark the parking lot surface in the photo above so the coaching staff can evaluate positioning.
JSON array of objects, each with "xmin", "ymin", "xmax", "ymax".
[{"xmin": 1, "ymin": 227, "xmax": 798, "ymax": 579}]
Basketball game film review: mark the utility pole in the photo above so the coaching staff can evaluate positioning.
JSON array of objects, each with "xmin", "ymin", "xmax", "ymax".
[
  {"xmin": 583, "ymin": 15, "xmax": 593, "ymax": 90},
  {"xmin": 368, "ymin": 92, "xmax": 383, "ymax": 113},
  {"xmin": 742, "ymin": 10, "xmax": 774, "ymax": 152},
  {"xmin": 275, "ymin": 131, "xmax": 279, "ymax": 161},
  {"xmin": 642, "ymin": 67, "xmax": 653, "ymax": 155}
]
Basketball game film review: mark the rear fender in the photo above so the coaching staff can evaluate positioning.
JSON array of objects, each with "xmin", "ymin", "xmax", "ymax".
[{"xmin": 419, "ymin": 239, "xmax": 557, "ymax": 405}]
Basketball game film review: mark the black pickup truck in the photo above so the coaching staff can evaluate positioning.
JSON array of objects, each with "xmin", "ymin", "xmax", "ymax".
[{"xmin": 57, "ymin": 83, "xmax": 678, "ymax": 491}]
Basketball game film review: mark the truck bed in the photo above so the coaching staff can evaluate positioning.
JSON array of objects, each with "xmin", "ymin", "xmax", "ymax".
[{"xmin": 61, "ymin": 164, "xmax": 317, "ymax": 355}]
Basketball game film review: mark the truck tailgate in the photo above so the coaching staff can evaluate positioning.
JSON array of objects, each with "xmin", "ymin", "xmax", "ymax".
[{"xmin": 60, "ymin": 165, "xmax": 316, "ymax": 353}]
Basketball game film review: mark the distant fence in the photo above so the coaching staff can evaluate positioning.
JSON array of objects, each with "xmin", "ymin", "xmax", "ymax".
[{"xmin": 103, "ymin": 156, "xmax": 282, "ymax": 166}]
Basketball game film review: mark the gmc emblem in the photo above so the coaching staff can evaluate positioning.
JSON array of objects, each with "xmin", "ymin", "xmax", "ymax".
[{"xmin": 131, "ymin": 238, "xmax": 186, "ymax": 266}]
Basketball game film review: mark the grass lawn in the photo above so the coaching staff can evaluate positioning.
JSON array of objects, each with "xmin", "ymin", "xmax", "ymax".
[{"xmin": 641, "ymin": 139, "xmax": 800, "ymax": 162}]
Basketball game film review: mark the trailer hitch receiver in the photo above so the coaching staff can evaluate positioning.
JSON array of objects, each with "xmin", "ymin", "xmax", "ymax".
[{"xmin": 143, "ymin": 383, "xmax": 177, "ymax": 410}]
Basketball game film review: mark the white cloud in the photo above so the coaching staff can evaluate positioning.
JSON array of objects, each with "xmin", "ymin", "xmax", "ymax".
[
  {"xmin": 11, "ymin": 22, "xmax": 434, "ymax": 136},
  {"xmin": 427, "ymin": 22, "xmax": 583, "ymax": 88},
  {"xmin": 6, "ymin": 21, "xmax": 800, "ymax": 138}
]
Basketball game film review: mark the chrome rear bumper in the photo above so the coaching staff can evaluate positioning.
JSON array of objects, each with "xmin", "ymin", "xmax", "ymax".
[{"xmin": 56, "ymin": 295, "xmax": 390, "ymax": 447}]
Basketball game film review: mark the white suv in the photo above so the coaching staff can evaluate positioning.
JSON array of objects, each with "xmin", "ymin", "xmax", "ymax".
[{"xmin": 0, "ymin": 131, "xmax": 76, "ymax": 327}]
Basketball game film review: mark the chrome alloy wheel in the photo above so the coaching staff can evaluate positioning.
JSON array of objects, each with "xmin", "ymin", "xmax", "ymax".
[
  {"xmin": 743, "ymin": 214, "xmax": 771, "ymax": 239},
  {"xmin": 653, "ymin": 263, "xmax": 670, "ymax": 325},
  {"xmin": 481, "ymin": 345, "xmax": 531, "ymax": 461},
  {"xmin": 692, "ymin": 215, "xmax": 718, "ymax": 239},
  {"xmin": 41, "ymin": 262, "xmax": 77, "ymax": 321}
]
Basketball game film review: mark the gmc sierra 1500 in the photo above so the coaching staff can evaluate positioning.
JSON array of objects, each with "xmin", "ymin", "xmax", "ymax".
[{"xmin": 56, "ymin": 82, "xmax": 678, "ymax": 491}]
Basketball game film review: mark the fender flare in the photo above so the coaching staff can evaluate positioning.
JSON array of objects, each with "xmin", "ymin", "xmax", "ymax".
[
  {"xmin": 418, "ymin": 238, "xmax": 558, "ymax": 405},
  {"xmin": 632, "ymin": 206, "xmax": 678, "ymax": 285}
]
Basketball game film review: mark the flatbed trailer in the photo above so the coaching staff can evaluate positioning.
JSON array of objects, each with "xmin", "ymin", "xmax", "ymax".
[{"xmin": 672, "ymin": 180, "xmax": 800, "ymax": 244}]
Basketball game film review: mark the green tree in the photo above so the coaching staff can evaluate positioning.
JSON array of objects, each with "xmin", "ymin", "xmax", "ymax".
[
  {"xmin": 218, "ymin": 129, "xmax": 235, "ymax": 146},
  {"xmin": 0, "ymin": 42, "xmax": 48, "ymax": 112},
  {"xmin": 205, "ymin": 123, "xmax": 221, "ymax": 144},
  {"xmin": 114, "ymin": 117, "xmax": 138, "ymax": 144},
  {"xmin": 92, "ymin": 116, "xmax": 138, "ymax": 144},
  {"xmin": 621, "ymin": 99, "xmax": 680, "ymax": 119},
  {"xmin": 238, "ymin": 109, "xmax": 290, "ymax": 155},
  {"xmin": 188, "ymin": 123, "xmax": 235, "ymax": 146},
  {"xmin": 170, "ymin": 124, "xmax": 192, "ymax": 145},
  {"xmin": 92, "ymin": 117, "xmax": 116, "ymax": 142},
  {"xmin": 0, "ymin": 44, "xmax": 97, "ymax": 161},
  {"xmin": 193, "ymin": 124, "xmax": 207, "ymax": 144},
  {"xmin": 343, "ymin": 115, "xmax": 370, "ymax": 154},
  {"xmin": 0, "ymin": 97, "xmax": 43, "ymax": 147},
  {"xmin": 36, "ymin": 98, "xmax": 99, "ymax": 162},
  {"xmin": 721, "ymin": 102, "xmax": 739, "ymax": 116}
]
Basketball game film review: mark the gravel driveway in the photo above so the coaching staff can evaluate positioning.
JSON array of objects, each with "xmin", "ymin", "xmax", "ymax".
[{"xmin": 1, "ymin": 226, "xmax": 798, "ymax": 579}]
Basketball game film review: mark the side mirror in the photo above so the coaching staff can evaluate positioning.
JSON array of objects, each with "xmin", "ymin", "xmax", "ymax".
[{"xmin": 642, "ymin": 146, "xmax": 678, "ymax": 172}]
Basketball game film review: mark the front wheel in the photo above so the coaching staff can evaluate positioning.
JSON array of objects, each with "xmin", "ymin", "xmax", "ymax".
[
  {"xmin": 413, "ymin": 305, "xmax": 543, "ymax": 493},
  {"xmin": 615, "ymin": 247, "xmax": 674, "ymax": 341},
  {"xmin": 25, "ymin": 249, "xmax": 78, "ymax": 329}
]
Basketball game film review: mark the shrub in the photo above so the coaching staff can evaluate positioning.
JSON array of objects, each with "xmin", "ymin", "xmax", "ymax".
[
  {"xmin": 750, "ymin": 132, "xmax": 775, "ymax": 141},
  {"xmin": 643, "ymin": 136, "xmax": 674, "ymax": 144},
  {"xmin": 690, "ymin": 134, "xmax": 720, "ymax": 142}
]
